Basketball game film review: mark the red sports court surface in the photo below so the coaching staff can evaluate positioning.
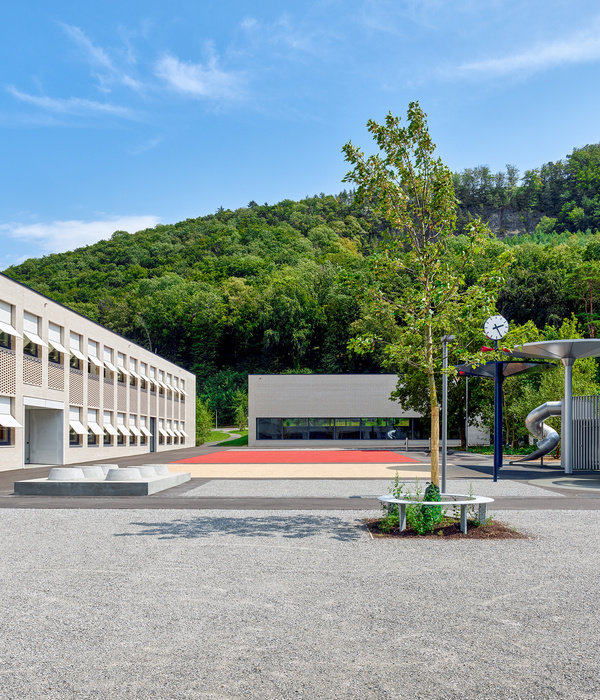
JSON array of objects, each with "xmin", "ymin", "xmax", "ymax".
[{"xmin": 174, "ymin": 450, "xmax": 419, "ymax": 464}]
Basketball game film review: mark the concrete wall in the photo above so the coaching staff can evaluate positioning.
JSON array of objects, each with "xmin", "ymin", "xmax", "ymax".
[{"xmin": 0, "ymin": 274, "xmax": 196, "ymax": 470}]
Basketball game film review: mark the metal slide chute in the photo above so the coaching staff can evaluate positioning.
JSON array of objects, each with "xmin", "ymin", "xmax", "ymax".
[{"xmin": 512, "ymin": 401, "xmax": 562, "ymax": 463}]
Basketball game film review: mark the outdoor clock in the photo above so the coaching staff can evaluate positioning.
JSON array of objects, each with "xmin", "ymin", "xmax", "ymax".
[{"xmin": 483, "ymin": 315, "xmax": 509, "ymax": 341}]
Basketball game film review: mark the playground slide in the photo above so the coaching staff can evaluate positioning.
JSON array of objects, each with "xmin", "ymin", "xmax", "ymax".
[{"xmin": 511, "ymin": 400, "xmax": 562, "ymax": 463}]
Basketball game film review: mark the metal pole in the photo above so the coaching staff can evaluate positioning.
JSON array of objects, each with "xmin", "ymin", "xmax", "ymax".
[
  {"xmin": 493, "ymin": 342, "xmax": 503, "ymax": 482},
  {"xmin": 562, "ymin": 358, "xmax": 575, "ymax": 475},
  {"xmin": 441, "ymin": 334, "xmax": 455, "ymax": 494},
  {"xmin": 465, "ymin": 377, "xmax": 469, "ymax": 452}
]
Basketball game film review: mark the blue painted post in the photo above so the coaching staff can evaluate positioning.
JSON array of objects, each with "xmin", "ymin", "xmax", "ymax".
[{"xmin": 493, "ymin": 347, "xmax": 503, "ymax": 482}]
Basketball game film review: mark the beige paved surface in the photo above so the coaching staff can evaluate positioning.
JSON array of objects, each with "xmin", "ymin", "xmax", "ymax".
[{"xmin": 168, "ymin": 461, "xmax": 431, "ymax": 479}]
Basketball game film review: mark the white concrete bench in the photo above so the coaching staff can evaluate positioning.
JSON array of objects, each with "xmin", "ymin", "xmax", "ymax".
[{"xmin": 378, "ymin": 494, "xmax": 495, "ymax": 534}]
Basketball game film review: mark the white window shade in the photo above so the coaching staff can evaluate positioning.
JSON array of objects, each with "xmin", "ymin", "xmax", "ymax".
[
  {"xmin": 180, "ymin": 428, "xmax": 189, "ymax": 437},
  {"xmin": 117, "ymin": 424, "xmax": 131, "ymax": 436},
  {"xmin": 140, "ymin": 426, "xmax": 152, "ymax": 437},
  {"xmin": 158, "ymin": 427, "xmax": 169, "ymax": 437},
  {"xmin": 48, "ymin": 338, "xmax": 68, "ymax": 354},
  {"xmin": 69, "ymin": 420, "xmax": 87, "ymax": 435},
  {"xmin": 129, "ymin": 425, "xmax": 142, "ymax": 437},
  {"xmin": 1, "ymin": 301, "xmax": 21, "ymax": 337},
  {"xmin": 129, "ymin": 369, "xmax": 142, "ymax": 380},
  {"xmin": 87, "ymin": 422, "xmax": 104, "ymax": 435},
  {"xmin": 0, "ymin": 398, "xmax": 22, "ymax": 427},
  {"xmin": 23, "ymin": 313, "xmax": 48, "ymax": 348},
  {"xmin": 70, "ymin": 347, "xmax": 86, "ymax": 361},
  {"xmin": 89, "ymin": 355, "xmax": 104, "ymax": 367},
  {"xmin": 118, "ymin": 366, "xmax": 130, "ymax": 376},
  {"xmin": 103, "ymin": 423, "xmax": 119, "ymax": 436},
  {"xmin": 104, "ymin": 360, "xmax": 117, "ymax": 372},
  {"xmin": 0, "ymin": 320, "xmax": 20, "ymax": 338},
  {"xmin": 0, "ymin": 414, "xmax": 22, "ymax": 428},
  {"xmin": 166, "ymin": 428, "xmax": 176, "ymax": 438},
  {"xmin": 173, "ymin": 429, "xmax": 183, "ymax": 438}
]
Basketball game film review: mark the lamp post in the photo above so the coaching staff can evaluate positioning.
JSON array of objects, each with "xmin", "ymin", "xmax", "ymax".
[{"xmin": 441, "ymin": 334, "xmax": 455, "ymax": 494}]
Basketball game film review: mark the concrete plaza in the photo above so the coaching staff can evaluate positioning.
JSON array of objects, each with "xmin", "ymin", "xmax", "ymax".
[{"xmin": 1, "ymin": 446, "xmax": 600, "ymax": 698}]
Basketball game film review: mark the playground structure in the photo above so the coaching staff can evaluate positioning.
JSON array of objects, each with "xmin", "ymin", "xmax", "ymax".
[
  {"xmin": 457, "ymin": 338, "xmax": 600, "ymax": 475},
  {"xmin": 511, "ymin": 339, "xmax": 600, "ymax": 473}
]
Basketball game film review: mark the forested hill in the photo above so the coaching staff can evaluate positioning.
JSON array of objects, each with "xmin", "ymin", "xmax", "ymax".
[{"xmin": 4, "ymin": 142, "xmax": 600, "ymax": 420}]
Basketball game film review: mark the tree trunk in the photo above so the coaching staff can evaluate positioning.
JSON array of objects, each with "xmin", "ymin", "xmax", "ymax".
[{"xmin": 426, "ymin": 322, "xmax": 439, "ymax": 486}]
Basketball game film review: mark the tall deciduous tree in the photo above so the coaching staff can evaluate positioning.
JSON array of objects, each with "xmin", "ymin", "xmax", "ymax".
[{"xmin": 342, "ymin": 102, "xmax": 513, "ymax": 486}]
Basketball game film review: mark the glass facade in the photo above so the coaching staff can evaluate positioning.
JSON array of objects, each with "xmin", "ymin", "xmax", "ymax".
[{"xmin": 257, "ymin": 417, "xmax": 430, "ymax": 440}]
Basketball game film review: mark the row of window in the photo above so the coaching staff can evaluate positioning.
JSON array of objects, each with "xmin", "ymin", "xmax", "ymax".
[
  {"xmin": 0, "ymin": 396, "xmax": 188, "ymax": 449},
  {"xmin": 256, "ymin": 417, "xmax": 434, "ymax": 441},
  {"xmin": 68, "ymin": 407, "xmax": 188, "ymax": 448},
  {"xmin": 0, "ymin": 301, "xmax": 187, "ymax": 398}
]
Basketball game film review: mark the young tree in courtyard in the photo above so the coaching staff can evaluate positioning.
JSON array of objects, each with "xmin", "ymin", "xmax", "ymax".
[{"xmin": 342, "ymin": 102, "xmax": 522, "ymax": 486}]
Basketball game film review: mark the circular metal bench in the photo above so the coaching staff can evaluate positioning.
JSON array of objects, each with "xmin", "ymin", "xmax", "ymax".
[{"xmin": 378, "ymin": 493, "xmax": 495, "ymax": 534}]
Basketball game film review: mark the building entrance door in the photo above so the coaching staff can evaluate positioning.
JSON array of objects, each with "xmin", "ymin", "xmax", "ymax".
[
  {"xmin": 150, "ymin": 417, "xmax": 156, "ymax": 452},
  {"xmin": 24, "ymin": 407, "xmax": 64, "ymax": 466}
]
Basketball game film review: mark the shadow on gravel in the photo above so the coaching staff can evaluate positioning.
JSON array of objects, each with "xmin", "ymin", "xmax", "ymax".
[{"xmin": 115, "ymin": 514, "xmax": 363, "ymax": 541}]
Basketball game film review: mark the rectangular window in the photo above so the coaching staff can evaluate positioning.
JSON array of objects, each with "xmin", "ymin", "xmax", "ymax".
[
  {"xmin": 166, "ymin": 420, "xmax": 173, "ymax": 444},
  {"xmin": 87, "ymin": 340, "xmax": 102, "ymax": 375},
  {"xmin": 129, "ymin": 358, "xmax": 138, "ymax": 387},
  {"xmin": 180, "ymin": 379, "xmax": 186, "ymax": 403},
  {"xmin": 139, "ymin": 415, "xmax": 150, "ymax": 445},
  {"xmin": 257, "ymin": 418, "xmax": 283, "ymax": 440},
  {"xmin": 87, "ymin": 408, "xmax": 103, "ymax": 446},
  {"xmin": 129, "ymin": 415, "xmax": 138, "ymax": 446},
  {"xmin": 103, "ymin": 347, "xmax": 116, "ymax": 379},
  {"xmin": 117, "ymin": 352, "xmax": 128, "ymax": 384},
  {"xmin": 69, "ymin": 406, "xmax": 85, "ymax": 446},
  {"xmin": 334, "ymin": 418, "xmax": 361, "ymax": 440},
  {"xmin": 158, "ymin": 370, "xmax": 165, "ymax": 396},
  {"xmin": 48, "ymin": 322, "xmax": 66, "ymax": 364},
  {"xmin": 309, "ymin": 418, "xmax": 334, "ymax": 440},
  {"xmin": 116, "ymin": 412, "xmax": 129, "ymax": 445},
  {"xmin": 23, "ymin": 312, "xmax": 47, "ymax": 358},
  {"xmin": 149, "ymin": 367, "xmax": 157, "ymax": 394},
  {"xmin": 70, "ymin": 331, "xmax": 85, "ymax": 369},
  {"xmin": 282, "ymin": 418, "xmax": 308, "ymax": 440},
  {"xmin": 0, "ymin": 300, "xmax": 19, "ymax": 349},
  {"xmin": 0, "ymin": 396, "xmax": 21, "ymax": 446},
  {"xmin": 180, "ymin": 422, "xmax": 187, "ymax": 443},
  {"xmin": 158, "ymin": 418, "xmax": 166, "ymax": 445},
  {"xmin": 103, "ymin": 410, "xmax": 117, "ymax": 446}
]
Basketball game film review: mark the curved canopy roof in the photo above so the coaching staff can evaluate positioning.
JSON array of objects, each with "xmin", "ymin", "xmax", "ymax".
[
  {"xmin": 509, "ymin": 339, "xmax": 600, "ymax": 361},
  {"xmin": 456, "ymin": 360, "xmax": 552, "ymax": 379}
]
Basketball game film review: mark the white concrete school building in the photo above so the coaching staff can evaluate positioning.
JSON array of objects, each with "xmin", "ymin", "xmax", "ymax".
[
  {"xmin": 0, "ymin": 273, "xmax": 195, "ymax": 471},
  {"xmin": 248, "ymin": 374, "xmax": 488, "ymax": 448}
]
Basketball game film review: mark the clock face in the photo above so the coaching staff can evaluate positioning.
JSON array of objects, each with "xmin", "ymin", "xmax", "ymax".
[{"xmin": 483, "ymin": 315, "xmax": 509, "ymax": 340}]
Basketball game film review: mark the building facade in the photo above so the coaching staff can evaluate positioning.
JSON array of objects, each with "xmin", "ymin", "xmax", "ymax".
[
  {"xmin": 0, "ymin": 273, "xmax": 195, "ymax": 471},
  {"xmin": 248, "ymin": 374, "xmax": 488, "ymax": 448}
]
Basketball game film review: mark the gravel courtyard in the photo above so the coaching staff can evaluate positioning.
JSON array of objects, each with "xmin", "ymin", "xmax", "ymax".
[{"xmin": 1, "ymin": 508, "xmax": 599, "ymax": 699}]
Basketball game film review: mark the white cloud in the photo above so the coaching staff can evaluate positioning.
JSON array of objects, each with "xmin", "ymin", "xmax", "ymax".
[
  {"xmin": 459, "ymin": 26, "xmax": 600, "ymax": 78},
  {"xmin": 7, "ymin": 86, "xmax": 135, "ymax": 118},
  {"xmin": 1, "ymin": 216, "xmax": 162, "ymax": 255},
  {"xmin": 60, "ymin": 23, "xmax": 144, "ymax": 92},
  {"xmin": 155, "ymin": 52, "xmax": 243, "ymax": 100}
]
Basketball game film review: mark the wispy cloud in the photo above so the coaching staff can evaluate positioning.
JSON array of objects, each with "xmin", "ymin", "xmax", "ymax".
[
  {"xmin": 1, "ymin": 216, "xmax": 161, "ymax": 255},
  {"xmin": 240, "ymin": 14, "xmax": 335, "ymax": 58},
  {"xmin": 60, "ymin": 23, "xmax": 144, "ymax": 93},
  {"xmin": 155, "ymin": 52, "xmax": 243, "ymax": 100},
  {"xmin": 127, "ymin": 137, "xmax": 162, "ymax": 155},
  {"xmin": 458, "ymin": 25, "xmax": 600, "ymax": 78},
  {"xmin": 7, "ymin": 86, "xmax": 135, "ymax": 119}
]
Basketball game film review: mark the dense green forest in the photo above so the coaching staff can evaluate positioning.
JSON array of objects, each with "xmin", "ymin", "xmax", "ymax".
[{"xmin": 4, "ymin": 143, "xmax": 600, "ymax": 426}]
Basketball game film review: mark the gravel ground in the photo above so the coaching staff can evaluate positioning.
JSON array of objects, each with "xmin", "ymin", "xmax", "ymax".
[
  {"xmin": 182, "ymin": 478, "xmax": 564, "ymax": 499},
  {"xmin": 0, "ymin": 508, "xmax": 599, "ymax": 699}
]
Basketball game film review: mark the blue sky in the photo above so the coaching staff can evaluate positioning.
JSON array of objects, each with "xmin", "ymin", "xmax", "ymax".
[{"xmin": 2, "ymin": 0, "xmax": 600, "ymax": 269}]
